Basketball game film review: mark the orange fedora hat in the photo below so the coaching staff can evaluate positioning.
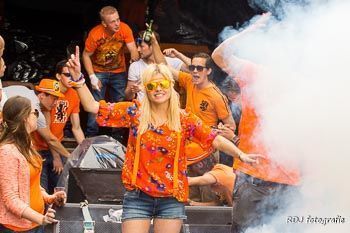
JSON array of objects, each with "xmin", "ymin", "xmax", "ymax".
[{"xmin": 35, "ymin": 79, "xmax": 64, "ymax": 98}]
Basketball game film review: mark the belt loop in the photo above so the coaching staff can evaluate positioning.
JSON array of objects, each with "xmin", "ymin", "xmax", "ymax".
[
  {"xmin": 135, "ymin": 189, "xmax": 141, "ymax": 197},
  {"xmin": 250, "ymin": 176, "xmax": 257, "ymax": 186}
]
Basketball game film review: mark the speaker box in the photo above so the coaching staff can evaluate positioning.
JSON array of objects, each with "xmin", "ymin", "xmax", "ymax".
[
  {"xmin": 185, "ymin": 206, "xmax": 232, "ymax": 225},
  {"xmin": 67, "ymin": 168, "xmax": 125, "ymax": 204},
  {"xmin": 45, "ymin": 204, "xmax": 232, "ymax": 233}
]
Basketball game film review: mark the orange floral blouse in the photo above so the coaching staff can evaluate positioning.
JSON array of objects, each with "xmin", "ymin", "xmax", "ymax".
[{"xmin": 96, "ymin": 100, "xmax": 216, "ymax": 202}]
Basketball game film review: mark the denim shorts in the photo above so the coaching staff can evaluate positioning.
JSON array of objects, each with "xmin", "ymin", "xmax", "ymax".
[{"xmin": 121, "ymin": 189, "xmax": 187, "ymax": 221}]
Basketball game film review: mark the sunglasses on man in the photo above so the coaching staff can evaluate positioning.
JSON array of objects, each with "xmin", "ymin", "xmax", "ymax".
[
  {"xmin": 188, "ymin": 65, "xmax": 207, "ymax": 72},
  {"xmin": 61, "ymin": 72, "xmax": 71, "ymax": 77}
]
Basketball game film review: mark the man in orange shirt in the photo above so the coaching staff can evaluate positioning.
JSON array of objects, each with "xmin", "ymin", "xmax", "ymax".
[
  {"xmin": 176, "ymin": 53, "xmax": 235, "ymax": 128},
  {"xmin": 212, "ymin": 13, "xmax": 300, "ymax": 232},
  {"xmin": 34, "ymin": 60, "xmax": 86, "ymax": 193},
  {"xmin": 188, "ymin": 161, "xmax": 236, "ymax": 207},
  {"xmin": 50, "ymin": 60, "xmax": 85, "ymax": 171},
  {"xmin": 151, "ymin": 36, "xmax": 236, "ymax": 206},
  {"xmin": 151, "ymin": 35, "xmax": 234, "ymax": 128},
  {"xmin": 82, "ymin": 5, "xmax": 139, "ymax": 137}
]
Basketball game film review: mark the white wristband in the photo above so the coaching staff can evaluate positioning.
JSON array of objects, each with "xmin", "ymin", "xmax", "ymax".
[{"xmin": 89, "ymin": 74, "xmax": 99, "ymax": 86}]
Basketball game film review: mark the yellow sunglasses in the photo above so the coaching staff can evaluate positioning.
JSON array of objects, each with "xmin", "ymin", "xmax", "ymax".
[{"xmin": 145, "ymin": 79, "xmax": 171, "ymax": 91}]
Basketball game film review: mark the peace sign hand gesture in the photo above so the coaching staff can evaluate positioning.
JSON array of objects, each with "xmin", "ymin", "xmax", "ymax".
[{"xmin": 66, "ymin": 45, "xmax": 82, "ymax": 81}]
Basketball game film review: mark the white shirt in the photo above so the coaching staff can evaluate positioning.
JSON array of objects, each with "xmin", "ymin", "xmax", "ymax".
[{"xmin": 128, "ymin": 57, "xmax": 183, "ymax": 101}]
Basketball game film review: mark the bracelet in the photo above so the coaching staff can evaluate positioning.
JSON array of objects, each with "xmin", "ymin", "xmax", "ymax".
[
  {"xmin": 76, "ymin": 73, "xmax": 85, "ymax": 82},
  {"xmin": 71, "ymin": 73, "xmax": 86, "ymax": 89},
  {"xmin": 231, "ymin": 135, "xmax": 240, "ymax": 146},
  {"xmin": 73, "ymin": 82, "xmax": 86, "ymax": 89},
  {"xmin": 69, "ymin": 73, "xmax": 84, "ymax": 82},
  {"xmin": 41, "ymin": 215, "xmax": 47, "ymax": 225}
]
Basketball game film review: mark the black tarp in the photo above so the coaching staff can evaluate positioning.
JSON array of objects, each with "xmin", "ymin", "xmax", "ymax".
[{"xmin": 58, "ymin": 135, "xmax": 125, "ymax": 190}]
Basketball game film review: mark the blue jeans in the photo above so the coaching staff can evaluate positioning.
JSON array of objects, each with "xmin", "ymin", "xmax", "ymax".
[
  {"xmin": 40, "ymin": 150, "xmax": 59, "ymax": 194},
  {"xmin": 121, "ymin": 189, "xmax": 186, "ymax": 221},
  {"xmin": 86, "ymin": 72, "xmax": 127, "ymax": 137},
  {"xmin": 0, "ymin": 224, "xmax": 44, "ymax": 233},
  {"xmin": 219, "ymin": 151, "xmax": 234, "ymax": 167},
  {"xmin": 231, "ymin": 172, "xmax": 294, "ymax": 232}
]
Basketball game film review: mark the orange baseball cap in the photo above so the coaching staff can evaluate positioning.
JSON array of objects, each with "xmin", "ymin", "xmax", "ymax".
[
  {"xmin": 186, "ymin": 141, "xmax": 214, "ymax": 166},
  {"xmin": 35, "ymin": 79, "xmax": 65, "ymax": 98}
]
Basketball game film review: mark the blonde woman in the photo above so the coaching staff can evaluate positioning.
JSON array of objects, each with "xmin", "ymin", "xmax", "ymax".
[
  {"xmin": 0, "ymin": 96, "xmax": 66, "ymax": 233},
  {"xmin": 67, "ymin": 47, "xmax": 261, "ymax": 233}
]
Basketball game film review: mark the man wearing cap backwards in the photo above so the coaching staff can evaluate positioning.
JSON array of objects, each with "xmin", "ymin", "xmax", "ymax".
[{"xmin": 4, "ymin": 79, "xmax": 71, "ymax": 193}]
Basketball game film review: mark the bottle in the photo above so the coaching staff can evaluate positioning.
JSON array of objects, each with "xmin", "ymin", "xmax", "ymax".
[{"xmin": 142, "ymin": 20, "xmax": 154, "ymax": 43}]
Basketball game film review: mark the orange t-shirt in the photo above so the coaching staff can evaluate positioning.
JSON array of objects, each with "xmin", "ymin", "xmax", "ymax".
[
  {"xmin": 5, "ymin": 158, "xmax": 44, "ymax": 231},
  {"xmin": 233, "ymin": 62, "xmax": 300, "ymax": 185},
  {"xmin": 208, "ymin": 164, "xmax": 236, "ymax": 206},
  {"xmin": 32, "ymin": 88, "xmax": 80, "ymax": 151},
  {"xmin": 85, "ymin": 22, "xmax": 135, "ymax": 74},
  {"xmin": 96, "ymin": 100, "xmax": 216, "ymax": 202},
  {"xmin": 178, "ymin": 71, "xmax": 231, "ymax": 127}
]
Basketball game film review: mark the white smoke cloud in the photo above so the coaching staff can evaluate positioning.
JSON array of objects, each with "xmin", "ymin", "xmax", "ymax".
[{"xmin": 219, "ymin": 0, "xmax": 350, "ymax": 232}]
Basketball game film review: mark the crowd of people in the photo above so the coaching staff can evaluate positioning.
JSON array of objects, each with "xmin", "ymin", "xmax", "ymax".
[{"xmin": 0, "ymin": 5, "xmax": 300, "ymax": 233}]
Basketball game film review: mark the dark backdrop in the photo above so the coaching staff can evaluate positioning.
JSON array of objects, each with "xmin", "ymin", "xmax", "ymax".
[{"xmin": 1, "ymin": 0, "xmax": 259, "ymax": 48}]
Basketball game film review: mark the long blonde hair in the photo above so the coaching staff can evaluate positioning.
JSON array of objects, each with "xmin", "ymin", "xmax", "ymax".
[{"xmin": 138, "ymin": 64, "xmax": 181, "ymax": 134}]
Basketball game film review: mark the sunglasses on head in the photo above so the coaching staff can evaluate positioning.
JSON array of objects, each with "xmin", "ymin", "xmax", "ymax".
[
  {"xmin": 61, "ymin": 72, "xmax": 71, "ymax": 77},
  {"xmin": 145, "ymin": 79, "xmax": 171, "ymax": 91},
  {"xmin": 188, "ymin": 65, "xmax": 207, "ymax": 72},
  {"xmin": 31, "ymin": 109, "xmax": 39, "ymax": 118},
  {"xmin": 136, "ymin": 37, "xmax": 143, "ymax": 46}
]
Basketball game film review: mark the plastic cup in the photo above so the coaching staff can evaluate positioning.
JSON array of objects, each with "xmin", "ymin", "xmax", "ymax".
[
  {"xmin": 54, "ymin": 187, "xmax": 65, "ymax": 193},
  {"xmin": 54, "ymin": 187, "xmax": 66, "ymax": 206}
]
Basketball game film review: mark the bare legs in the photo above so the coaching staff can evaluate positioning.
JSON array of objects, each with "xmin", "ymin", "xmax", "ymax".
[{"xmin": 122, "ymin": 219, "xmax": 183, "ymax": 233}]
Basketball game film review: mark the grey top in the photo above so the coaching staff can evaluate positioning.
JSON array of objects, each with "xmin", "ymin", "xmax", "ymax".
[{"xmin": 4, "ymin": 85, "xmax": 47, "ymax": 128}]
